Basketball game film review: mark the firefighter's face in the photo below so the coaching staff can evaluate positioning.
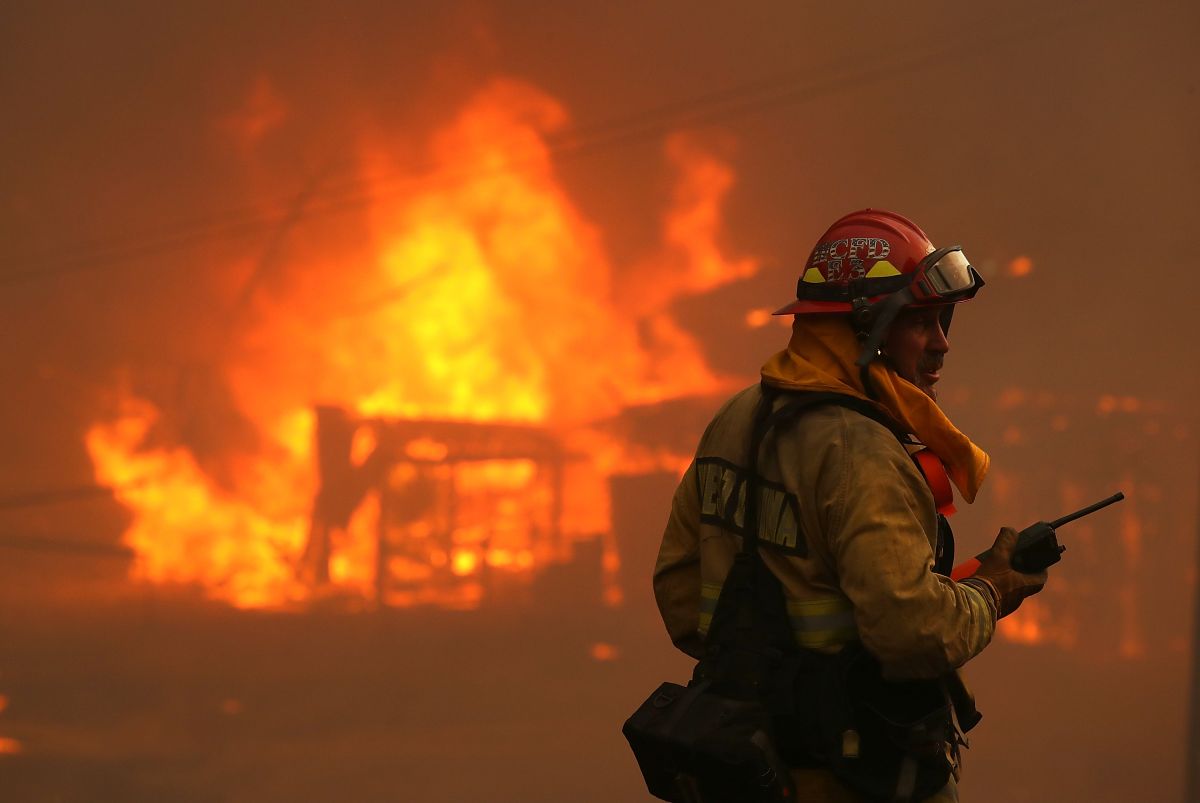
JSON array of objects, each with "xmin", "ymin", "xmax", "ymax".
[{"xmin": 884, "ymin": 306, "xmax": 950, "ymax": 401}]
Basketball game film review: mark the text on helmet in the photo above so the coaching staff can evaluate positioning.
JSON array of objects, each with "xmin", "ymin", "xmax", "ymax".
[{"xmin": 810, "ymin": 237, "xmax": 892, "ymax": 282}]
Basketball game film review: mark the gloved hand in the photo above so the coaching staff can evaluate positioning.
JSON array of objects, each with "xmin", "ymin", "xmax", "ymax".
[{"xmin": 963, "ymin": 527, "xmax": 1048, "ymax": 618}]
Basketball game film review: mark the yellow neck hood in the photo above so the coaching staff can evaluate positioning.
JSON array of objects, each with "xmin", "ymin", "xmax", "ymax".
[{"xmin": 759, "ymin": 315, "xmax": 989, "ymax": 503}]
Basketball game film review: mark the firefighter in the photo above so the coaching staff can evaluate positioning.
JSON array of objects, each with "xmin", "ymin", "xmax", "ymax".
[{"xmin": 652, "ymin": 209, "xmax": 1049, "ymax": 801}]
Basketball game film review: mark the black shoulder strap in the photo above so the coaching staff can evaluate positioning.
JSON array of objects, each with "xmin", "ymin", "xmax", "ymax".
[
  {"xmin": 698, "ymin": 384, "xmax": 914, "ymax": 694},
  {"xmin": 779, "ymin": 389, "xmax": 910, "ymax": 442},
  {"xmin": 741, "ymin": 385, "xmax": 908, "ymax": 556},
  {"xmin": 768, "ymin": 384, "xmax": 955, "ymax": 573},
  {"xmin": 698, "ymin": 384, "xmax": 901, "ymax": 693},
  {"xmin": 742, "ymin": 386, "xmax": 807, "ymax": 553}
]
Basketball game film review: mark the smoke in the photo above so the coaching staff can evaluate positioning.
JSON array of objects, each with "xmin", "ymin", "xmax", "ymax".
[{"xmin": 0, "ymin": 1, "xmax": 1197, "ymax": 801}]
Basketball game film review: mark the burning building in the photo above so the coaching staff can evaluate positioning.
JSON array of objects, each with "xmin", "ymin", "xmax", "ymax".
[{"xmin": 83, "ymin": 78, "xmax": 755, "ymax": 613}]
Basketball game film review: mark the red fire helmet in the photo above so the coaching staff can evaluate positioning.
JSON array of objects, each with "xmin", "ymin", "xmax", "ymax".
[{"xmin": 773, "ymin": 208, "xmax": 982, "ymax": 316}]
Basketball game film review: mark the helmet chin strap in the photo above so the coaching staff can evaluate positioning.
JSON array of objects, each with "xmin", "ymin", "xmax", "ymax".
[
  {"xmin": 854, "ymin": 288, "xmax": 915, "ymax": 369},
  {"xmin": 852, "ymin": 289, "xmax": 915, "ymax": 401}
]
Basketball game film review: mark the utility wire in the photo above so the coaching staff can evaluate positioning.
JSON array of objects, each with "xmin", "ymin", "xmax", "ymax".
[
  {"xmin": 0, "ymin": 7, "xmax": 1089, "ymax": 289},
  {"xmin": 0, "ymin": 534, "xmax": 133, "ymax": 558},
  {"xmin": 0, "ymin": 478, "xmax": 152, "ymax": 511},
  {"xmin": 0, "ymin": 484, "xmax": 118, "ymax": 511}
]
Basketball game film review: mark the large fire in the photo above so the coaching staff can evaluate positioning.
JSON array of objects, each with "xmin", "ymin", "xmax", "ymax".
[{"xmin": 86, "ymin": 78, "xmax": 756, "ymax": 610}]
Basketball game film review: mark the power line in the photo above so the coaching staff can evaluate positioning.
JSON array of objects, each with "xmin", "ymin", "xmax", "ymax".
[
  {"xmin": 0, "ymin": 533, "xmax": 133, "ymax": 558},
  {"xmin": 0, "ymin": 7, "xmax": 1090, "ymax": 290},
  {"xmin": 0, "ymin": 479, "xmax": 151, "ymax": 511},
  {"xmin": 0, "ymin": 484, "xmax": 117, "ymax": 511}
]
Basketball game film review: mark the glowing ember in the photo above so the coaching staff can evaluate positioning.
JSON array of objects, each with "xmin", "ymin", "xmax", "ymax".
[
  {"xmin": 0, "ymin": 692, "xmax": 16, "ymax": 756},
  {"xmin": 1006, "ymin": 255, "xmax": 1034, "ymax": 278},
  {"xmin": 1097, "ymin": 395, "xmax": 1143, "ymax": 415},
  {"xmin": 85, "ymin": 77, "xmax": 755, "ymax": 610},
  {"xmin": 745, "ymin": 309, "xmax": 772, "ymax": 329},
  {"xmin": 590, "ymin": 642, "xmax": 620, "ymax": 661}
]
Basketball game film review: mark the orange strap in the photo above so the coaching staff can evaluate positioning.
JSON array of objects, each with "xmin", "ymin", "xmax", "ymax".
[
  {"xmin": 950, "ymin": 557, "xmax": 981, "ymax": 581},
  {"xmin": 914, "ymin": 448, "xmax": 957, "ymax": 516}
]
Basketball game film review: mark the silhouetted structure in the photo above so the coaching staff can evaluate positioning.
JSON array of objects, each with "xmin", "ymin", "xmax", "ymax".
[{"xmin": 301, "ymin": 405, "xmax": 579, "ymax": 606}]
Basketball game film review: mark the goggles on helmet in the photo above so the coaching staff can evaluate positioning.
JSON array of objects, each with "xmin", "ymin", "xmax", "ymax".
[
  {"xmin": 909, "ymin": 245, "xmax": 983, "ymax": 304},
  {"xmin": 852, "ymin": 245, "xmax": 984, "ymax": 369}
]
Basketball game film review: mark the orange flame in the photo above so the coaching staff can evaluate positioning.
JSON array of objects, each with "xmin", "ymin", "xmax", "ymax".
[
  {"xmin": 0, "ymin": 693, "xmax": 19, "ymax": 756},
  {"xmin": 86, "ymin": 78, "xmax": 754, "ymax": 610},
  {"xmin": 87, "ymin": 396, "xmax": 311, "ymax": 608}
]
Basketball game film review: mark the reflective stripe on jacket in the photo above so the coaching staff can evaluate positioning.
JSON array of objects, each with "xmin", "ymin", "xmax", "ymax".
[{"xmin": 653, "ymin": 384, "xmax": 997, "ymax": 680}]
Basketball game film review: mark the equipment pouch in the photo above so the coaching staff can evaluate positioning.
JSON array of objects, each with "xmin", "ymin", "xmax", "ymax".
[
  {"xmin": 799, "ymin": 643, "xmax": 954, "ymax": 802},
  {"xmin": 622, "ymin": 680, "xmax": 796, "ymax": 803}
]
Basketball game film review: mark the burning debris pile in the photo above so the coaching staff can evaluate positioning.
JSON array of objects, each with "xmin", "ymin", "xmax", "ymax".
[{"xmin": 85, "ymin": 78, "xmax": 757, "ymax": 611}]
